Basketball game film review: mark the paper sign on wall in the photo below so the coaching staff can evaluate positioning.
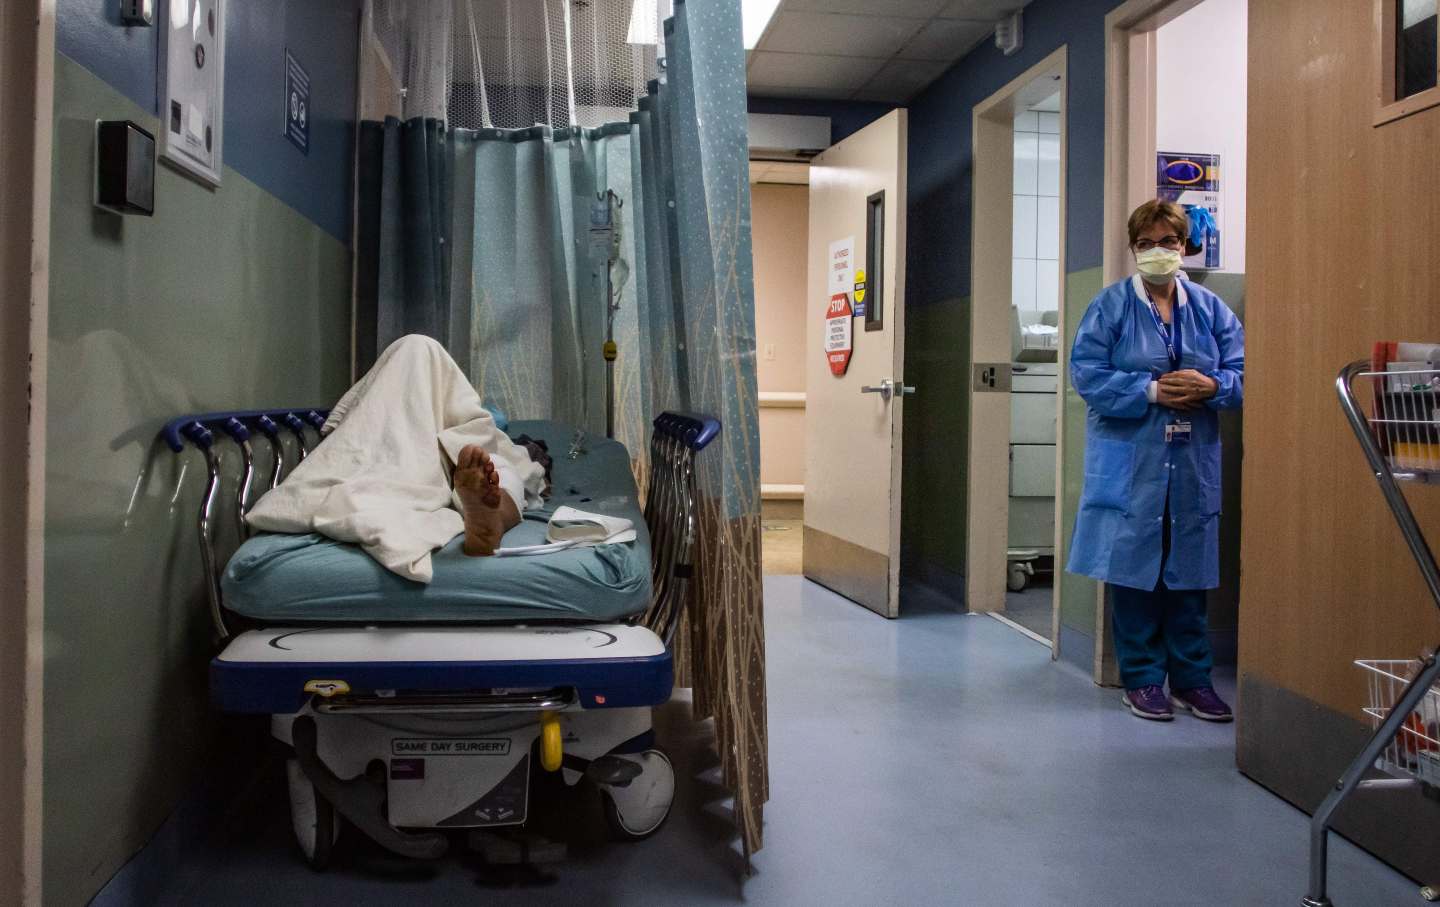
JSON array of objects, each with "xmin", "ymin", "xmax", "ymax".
[
  {"xmin": 828, "ymin": 237, "xmax": 855, "ymax": 297},
  {"xmin": 284, "ymin": 49, "xmax": 311, "ymax": 155},
  {"xmin": 825, "ymin": 293, "xmax": 853, "ymax": 376}
]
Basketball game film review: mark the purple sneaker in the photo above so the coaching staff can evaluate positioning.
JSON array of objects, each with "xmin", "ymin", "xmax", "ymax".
[
  {"xmin": 1170, "ymin": 686, "xmax": 1234, "ymax": 722},
  {"xmin": 1122, "ymin": 684, "xmax": 1174, "ymax": 721}
]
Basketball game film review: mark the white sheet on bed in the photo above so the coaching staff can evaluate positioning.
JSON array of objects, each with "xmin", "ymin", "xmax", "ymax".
[{"xmin": 245, "ymin": 335, "xmax": 546, "ymax": 583}]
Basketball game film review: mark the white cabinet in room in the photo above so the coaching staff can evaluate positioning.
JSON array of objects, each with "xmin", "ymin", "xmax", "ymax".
[{"xmin": 1008, "ymin": 363, "xmax": 1058, "ymax": 552}]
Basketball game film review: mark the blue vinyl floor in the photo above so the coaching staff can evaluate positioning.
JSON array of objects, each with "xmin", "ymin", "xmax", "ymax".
[{"xmin": 143, "ymin": 576, "xmax": 1418, "ymax": 906}]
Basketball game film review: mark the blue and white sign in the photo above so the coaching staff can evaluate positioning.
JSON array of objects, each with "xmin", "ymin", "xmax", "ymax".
[{"xmin": 284, "ymin": 49, "xmax": 310, "ymax": 155}]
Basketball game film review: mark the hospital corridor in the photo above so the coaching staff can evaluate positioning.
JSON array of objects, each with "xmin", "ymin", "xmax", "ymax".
[{"xmin": 2, "ymin": 1, "xmax": 1439, "ymax": 906}]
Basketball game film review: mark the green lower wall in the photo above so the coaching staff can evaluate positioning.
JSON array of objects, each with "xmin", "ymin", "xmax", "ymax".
[
  {"xmin": 43, "ymin": 54, "xmax": 352, "ymax": 906},
  {"xmin": 901, "ymin": 296, "xmax": 971, "ymax": 588},
  {"xmin": 1059, "ymin": 268, "xmax": 1105, "ymax": 634}
]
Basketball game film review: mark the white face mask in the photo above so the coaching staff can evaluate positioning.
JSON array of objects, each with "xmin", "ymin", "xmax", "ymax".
[{"xmin": 1135, "ymin": 247, "xmax": 1182, "ymax": 284}]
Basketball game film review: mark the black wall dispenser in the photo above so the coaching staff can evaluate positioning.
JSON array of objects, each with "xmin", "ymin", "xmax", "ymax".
[{"xmin": 95, "ymin": 120, "xmax": 156, "ymax": 216}]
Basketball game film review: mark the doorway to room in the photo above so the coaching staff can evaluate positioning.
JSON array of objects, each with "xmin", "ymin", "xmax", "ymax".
[
  {"xmin": 1098, "ymin": 0, "xmax": 1249, "ymax": 681},
  {"xmin": 750, "ymin": 159, "xmax": 811, "ymax": 576},
  {"xmin": 967, "ymin": 49, "xmax": 1068, "ymax": 652}
]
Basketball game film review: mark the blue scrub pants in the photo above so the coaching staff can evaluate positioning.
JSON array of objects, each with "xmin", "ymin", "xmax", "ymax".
[{"xmin": 1109, "ymin": 506, "xmax": 1213, "ymax": 691}]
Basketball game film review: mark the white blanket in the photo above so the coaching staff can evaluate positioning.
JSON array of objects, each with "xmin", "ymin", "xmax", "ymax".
[{"xmin": 245, "ymin": 335, "xmax": 546, "ymax": 583}]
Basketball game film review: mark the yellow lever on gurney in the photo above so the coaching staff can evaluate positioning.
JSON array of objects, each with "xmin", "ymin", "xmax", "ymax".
[{"xmin": 540, "ymin": 711, "xmax": 562, "ymax": 772}]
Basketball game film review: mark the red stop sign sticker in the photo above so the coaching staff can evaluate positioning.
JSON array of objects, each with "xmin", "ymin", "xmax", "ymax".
[{"xmin": 825, "ymin": 293, "xmax": 853, "ymax": 376}]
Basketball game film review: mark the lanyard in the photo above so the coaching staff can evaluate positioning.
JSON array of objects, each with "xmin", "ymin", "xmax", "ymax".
[{"xmin": 1142, "ymin": 288, "xmax": 1181, "ymax": 371}]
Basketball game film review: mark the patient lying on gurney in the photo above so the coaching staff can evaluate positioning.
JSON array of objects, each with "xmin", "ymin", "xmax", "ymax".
[{"xmin": 244, "ymin": 335, "xmax": 550, "ymax": 583}]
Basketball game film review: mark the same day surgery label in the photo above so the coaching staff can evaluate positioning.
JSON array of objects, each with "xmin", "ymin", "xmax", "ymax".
[{"xmin": 392, "ymin": 738, "xmax": 512, "ymax": 756}]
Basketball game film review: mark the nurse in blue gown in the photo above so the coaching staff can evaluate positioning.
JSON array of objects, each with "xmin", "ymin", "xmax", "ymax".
[{"xmin": 1066, "ymin": 199, "xmax": 1245, "ymax": 722}]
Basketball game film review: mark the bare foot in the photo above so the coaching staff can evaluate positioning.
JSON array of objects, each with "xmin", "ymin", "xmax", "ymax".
[{"xmin": 455, "ymin": 445, "xmax": 506, "ymax": 556}]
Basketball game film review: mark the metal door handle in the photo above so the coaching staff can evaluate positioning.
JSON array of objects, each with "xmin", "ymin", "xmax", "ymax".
[
  {"xmin": 860, "ymin": 379, "xmax": 916, "ymax": 401},
  {"xmin": 860, "ymin": 379, "xmax": 894, "ymax": 400}
]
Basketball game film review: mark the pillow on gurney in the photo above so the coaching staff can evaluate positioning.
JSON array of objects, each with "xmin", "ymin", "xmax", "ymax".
[{"xmin": 221, "ymin": 421, "xmax": 652, "ymax": 624}]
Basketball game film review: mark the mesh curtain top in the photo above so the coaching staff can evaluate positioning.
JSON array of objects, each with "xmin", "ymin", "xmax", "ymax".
[{"xmin": 370, "ymin": 0, "xmax": 666, "ymax": 129}]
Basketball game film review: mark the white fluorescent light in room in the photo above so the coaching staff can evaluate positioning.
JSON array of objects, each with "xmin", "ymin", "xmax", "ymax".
[{"xmin": 742, "ymin": 0, "xmax": 782, "ymax": 49}]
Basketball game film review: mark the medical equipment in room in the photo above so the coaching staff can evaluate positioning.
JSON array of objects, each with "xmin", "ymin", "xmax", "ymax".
[
  {"xmin": 161, "ymin": 407, "xmax": 717, "ymax": 868},
  {"xmin": 1007, "ymin": 306, "xmax": 1059, "ymax": 592},
  {"xmin": 1303, "ymin": 355, "xmax": 1440, "ymax": 907}
]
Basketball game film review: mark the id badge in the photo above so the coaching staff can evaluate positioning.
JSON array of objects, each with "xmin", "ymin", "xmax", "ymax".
[{"xmin": 1165, "ymin": 421, "xmax": 1193, "ymax": 444}]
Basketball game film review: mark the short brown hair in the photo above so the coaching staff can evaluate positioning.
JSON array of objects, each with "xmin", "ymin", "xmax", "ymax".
[{"xmin": 1127, "ymin": 199, "xmax": 1189, "ymax": 247}]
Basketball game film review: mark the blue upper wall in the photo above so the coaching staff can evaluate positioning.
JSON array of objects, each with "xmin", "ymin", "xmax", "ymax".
[
  {"xmin": 56, "ymin": 0, "xmax": 359, "ymax": 243},
  {"xmin": 747, "ymin": 96, "xmax": 897, "ymax": 146},
  {"xmin": 907, "ymin": 0, "xmax": 1123, "ymax": 307}
]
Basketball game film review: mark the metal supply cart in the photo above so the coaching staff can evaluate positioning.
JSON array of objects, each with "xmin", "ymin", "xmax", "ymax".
[{"xmin": 1303, "ymin": 360, "xmax": 1440, "ymax": 907}]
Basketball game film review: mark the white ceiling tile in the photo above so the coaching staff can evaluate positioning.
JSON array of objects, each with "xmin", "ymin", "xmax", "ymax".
[
  {"xmin": 898, "ymin": 17, "xmax": 993, "ymax": 60},
  {"xmin": 747, "ymin": 52, "xmax": 887, "ymax": 92},
  {"xmin": 757, "ymin": 11, "xmax": 926, "ymax": 57},
  {"xmin": 858, "ymin": 58, "xmax": 952, "ymax": 99},
  {"xmin": 938, "ymin": 0, "xmax": 1022, "ymax": 19},
  {"xmin": 783, "ymin": 0, "xmax": 947, "ymax": 16},
  {"xmin": 747, "ymin": 84, "xmax": 854, "ymax": 100}
]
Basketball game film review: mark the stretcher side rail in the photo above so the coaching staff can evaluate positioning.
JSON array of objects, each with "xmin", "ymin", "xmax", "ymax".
[
  {"xmin": 1302, "ymin": 360, "xmax": 1440, "ymax": 907},
  {"xmin": 161, "ymin": 408, "xmax": 331, "ymax": 642},
  {"xmin": 640, "ymin": 412, "xmax": 718, "ymax": 646}
]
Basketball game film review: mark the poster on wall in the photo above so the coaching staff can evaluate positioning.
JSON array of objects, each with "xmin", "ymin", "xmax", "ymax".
[
  {"xmin": 825, "ymin": 293, "xmax": 853, "ymax": 376},
  {"xmin": 1156, "ymin": 151, "xmax": 1221, "ymax": 270},
  {"xmin": 828, "ymin": 237, "xmax": 854, "ymax": 297},
  {"xmin": 161, "ymin": 0, "xmax": 226, "ymax": 187}
]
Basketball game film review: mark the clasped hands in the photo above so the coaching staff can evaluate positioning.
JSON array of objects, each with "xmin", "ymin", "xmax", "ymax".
[{"xmin": 1156, "ymin": 369, "xmax": 1217, "ymax": 411}]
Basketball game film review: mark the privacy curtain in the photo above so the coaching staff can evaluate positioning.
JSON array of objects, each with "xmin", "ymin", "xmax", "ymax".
[{"xmin": 354, "ymin": 0, "xmax": 768, "ymax": 857}]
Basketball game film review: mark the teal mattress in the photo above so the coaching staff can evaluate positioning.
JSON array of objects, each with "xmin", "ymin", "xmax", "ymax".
[{"xmin": 221, "ymin": 421, "xmax": 652, "ymax": 624}]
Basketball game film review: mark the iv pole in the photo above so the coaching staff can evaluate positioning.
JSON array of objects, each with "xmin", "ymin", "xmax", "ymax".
[{"xmin": 597, "ymin": 189, "xmax": 623, "ymax": 439}]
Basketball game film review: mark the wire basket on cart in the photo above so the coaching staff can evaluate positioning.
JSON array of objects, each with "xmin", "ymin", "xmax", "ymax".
[
  {"xmin": 1362, "ymin": 366, "xmax": 1440, "ymax": 483},
  {"xmin": 1302, "ymin": 358, "xmax": 1440, "ymax": 907},
  {"xmin": 1356, "ymin": 659, "xmax": 1440, "ymax": 786}
]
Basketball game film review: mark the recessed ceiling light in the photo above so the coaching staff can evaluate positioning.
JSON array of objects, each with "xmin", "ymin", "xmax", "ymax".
[{"xmin": 743, "ymin": 0, "xmax": 782, "ymax": 49}]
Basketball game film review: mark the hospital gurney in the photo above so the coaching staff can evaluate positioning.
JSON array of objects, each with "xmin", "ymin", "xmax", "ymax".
[
  {"xmin": 1302, "ymin": 362, "xmax": 1440, "ymax": 906},
  {"xmin": 161, "ymin": 407, "xmax": 718, "ymax": 868}
]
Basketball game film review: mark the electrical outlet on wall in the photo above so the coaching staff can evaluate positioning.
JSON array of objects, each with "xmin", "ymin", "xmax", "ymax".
[{"xmin": 764, "ymin": 343, "xmax": 776, "ymax": 360}]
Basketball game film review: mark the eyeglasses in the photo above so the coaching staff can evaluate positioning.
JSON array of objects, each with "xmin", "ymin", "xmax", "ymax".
[{"xmin": 1134, "ymin": 235, "xmax": 1183, "ymax": 252}]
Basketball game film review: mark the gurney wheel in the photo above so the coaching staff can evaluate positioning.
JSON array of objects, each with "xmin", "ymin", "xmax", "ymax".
[
  {"xmin": 600, "ymin": 749, "xmax": 674, "ymax": 842},
  {"xmin": 287, "ymin": 759, "xmax": 340, "ymax": 870},
  {"xmin": 1007, "ymin": 563, "xmax": 1029, "ymax": 593}
]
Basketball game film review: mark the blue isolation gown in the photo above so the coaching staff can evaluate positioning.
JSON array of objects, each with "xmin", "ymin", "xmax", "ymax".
[{"xmin": 1065, "ymin": 275, "xmax": 1244, "ymax": 591}]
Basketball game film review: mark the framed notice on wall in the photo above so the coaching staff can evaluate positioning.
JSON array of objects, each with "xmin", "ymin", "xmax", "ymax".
[
  {"xmin": 1156, "ymin": 151, "xmax": 1221, "ymax": 270},
  {"xmin": 161, "ymin": 0, "xmax": 226, "ymax": 187}
]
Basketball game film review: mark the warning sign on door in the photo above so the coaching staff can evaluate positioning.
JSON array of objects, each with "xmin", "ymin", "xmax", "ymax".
[{"xmin": 825, "ymin": 293, "xmax": 853, "ymax": 376}]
